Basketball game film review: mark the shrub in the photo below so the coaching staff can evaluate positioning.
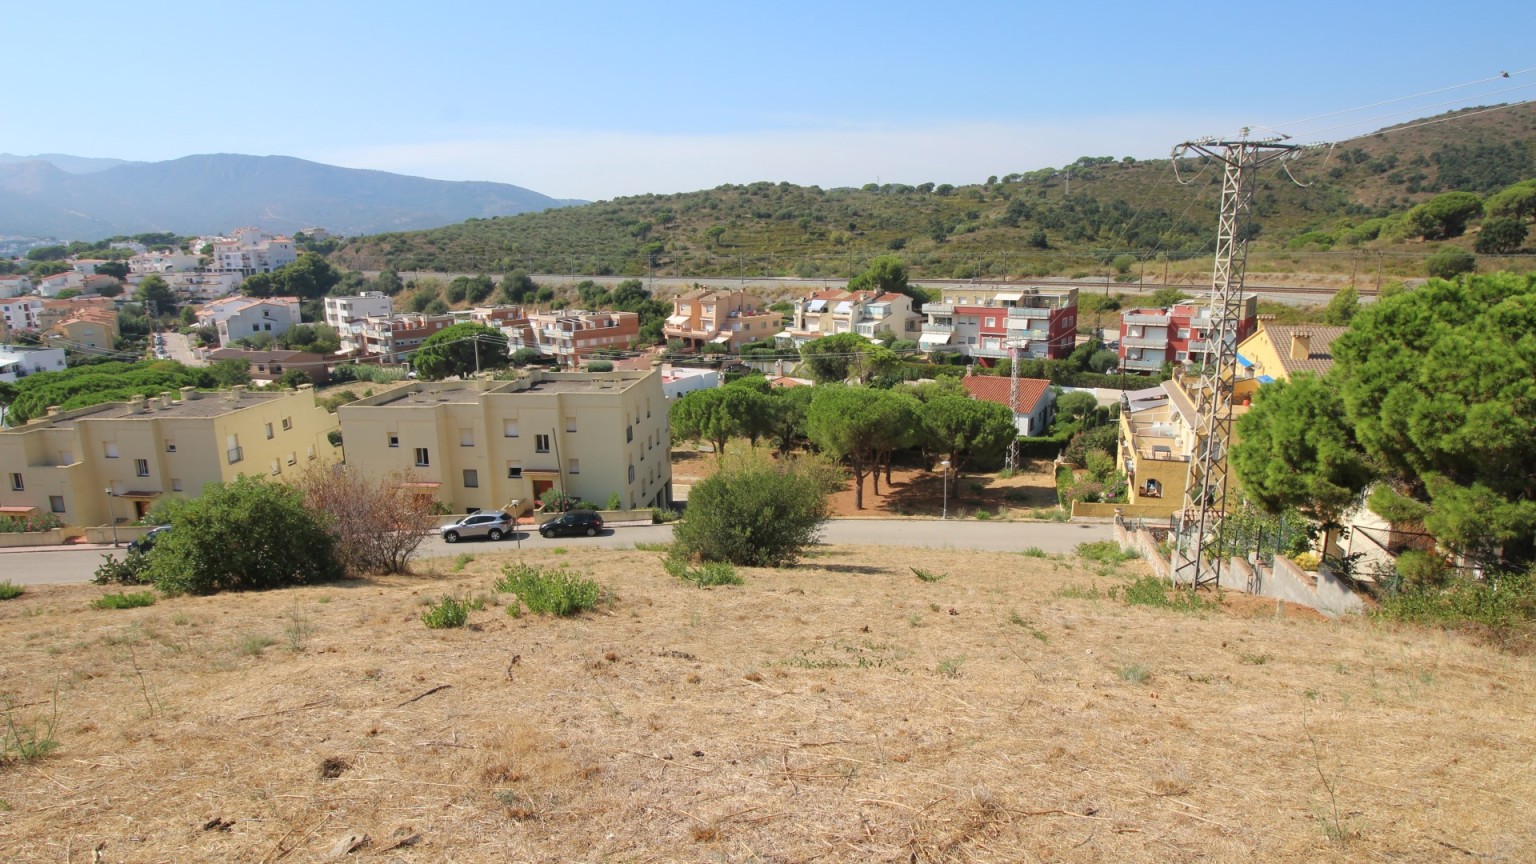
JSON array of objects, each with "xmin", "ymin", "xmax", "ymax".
[
  {"xmin": 147, "ymin": 474, "xmax": 344, "ymax": 595},
  {"xmin": 421, "ymin": 595, "xmax": 472, "ymax": 629},
  {"xmin": 294, "ymin": 464, "xmax": 437, "ymax": 576},
  {"xmin": 0, "ymin": 513, "xmax": 63, "ymax": 533},
  {"xmin": 1292, "ymin": 551, "xmax": 1322, "ymax": 571},
  {"xmin": 664, "ymin": 556, "xmax": 743, "ymax": 588},
  {"xmin": 1375, "ymin": 568, "xmax": 1535, "ymax": 645},
  {"xmin": 494, "ymin": 563, "xmax": 601, "ymax": 616},
  {"xmin": 651, "ymin": 507, "xmax": 680, "ymax": 524},
  {"xmin": 605, "ymin": 492, "xmax": 623, "ymax": 511},
  {"xmin": 93, "ymin": 591, "xmax": 157, "ymax": 610},
  {"xmin": 911, "ymin": 567, "xmax": 946, "ymax": 583},
  {"xmin": 587, "ymin": 360, "xmax": 614, "ymax": 373},
  {"xmin": 1075, "ymin": 541, "xmax": 1137, "ymax": 566},
  {"xmin": 671, "ymin": 450, "xmax": 834, "ymax": 567},
  {"xmin": 92, "ymin": 551, "xmax": 154, "ymax": 585},
  {"xmin": 0, "ymin": 580, "xmax": 23, "ymax": 600},
  {"xmin": 1110, "ymin": 575, "xmax": 1214, "ymax": 613},
  {"xmin": 1425, "ymin": 248, "xmax": 1476, "ymax": 280}
]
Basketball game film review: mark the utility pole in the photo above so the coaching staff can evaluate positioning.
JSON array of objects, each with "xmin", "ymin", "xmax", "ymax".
[
  {"xmin": 1170, "ymin": 132, "xmax": 1301, "ymax": 589},
  {"xmin": 1004, "ymin": 337, "xmax": 1029, "ymax": 472}
]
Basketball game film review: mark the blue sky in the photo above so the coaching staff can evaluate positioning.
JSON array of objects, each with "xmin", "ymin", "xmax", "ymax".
[{"xmin": 7, "ymin": 1, "xmax": 1533, "ymax": 200}]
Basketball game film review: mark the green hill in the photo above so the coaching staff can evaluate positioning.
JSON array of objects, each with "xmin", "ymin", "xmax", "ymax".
[{"xmin": 331, "ymin": 104, "xmax": 1536, "ymax": 282}]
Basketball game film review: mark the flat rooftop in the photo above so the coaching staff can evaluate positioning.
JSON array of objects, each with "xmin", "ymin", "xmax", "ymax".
[{"xmin": 8, "ymin": 392, "xmax": 287, "ymax": 430}]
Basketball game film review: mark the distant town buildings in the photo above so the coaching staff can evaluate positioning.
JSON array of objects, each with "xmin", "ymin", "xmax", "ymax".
[
  {"xmin": 196, "ymin": 296, "xmax": 302, "ymax": 346},
  {"xmin": 919, "ymin": 285, "xmax": 1078, "ymax": 362},
  {"xmin": 0, "ymin": 275, "xmax": 33, "ymax": 299},
  {"xmin": 504, "ymin": 309, "xmax": 638, "ymax": 367},
  {"xmin": 0, "ymin": 344, "xmax": 66, "ymax": 382},
  {"xmin": 663, "ymin": 289, "xmax": 779, "ymax": 351},
  {"xmin": 775, "ymin": 289, "xmax": 920, "ymax": 349},
  {"xmin": 211, "ymin": 227, "xmax": 297, "ymax": 276},
  {"xmin": 128, "ymin": 251, "xmax": 202, "ymax": 275}
]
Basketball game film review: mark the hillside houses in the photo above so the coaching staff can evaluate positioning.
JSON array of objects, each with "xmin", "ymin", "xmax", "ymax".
[
  {"xmin": 774, "ymin": 289, "xmax": 920, "ymax": 348},
  {"xmin": 919, "ymin": 285, "xmax": 1078, "ymax": 362}
]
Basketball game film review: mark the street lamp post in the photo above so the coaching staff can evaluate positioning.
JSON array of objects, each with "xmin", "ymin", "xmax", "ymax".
[
  {"xmin": 104, "ymin": 488, "xmax": 119, "ymax": 547},
  {"xmin": 940, "ymin": 460, "xmax": 950, "ymax": 520}
]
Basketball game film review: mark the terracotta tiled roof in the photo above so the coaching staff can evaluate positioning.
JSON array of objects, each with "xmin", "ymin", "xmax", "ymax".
[
  {"xmin": 961, "ymin": 375, "xmax": 1052, "ymax": 414},
  {"xmin": 1253, "ymin": 324, "xmax": 1347, "ymax": 378}
]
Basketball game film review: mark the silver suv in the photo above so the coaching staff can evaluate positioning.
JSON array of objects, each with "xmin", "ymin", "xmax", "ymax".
[{"xmin": 439, "ymin": 510, "xmax": 514, "ymax": 543}]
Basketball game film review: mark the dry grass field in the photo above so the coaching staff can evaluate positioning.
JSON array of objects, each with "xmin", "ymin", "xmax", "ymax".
[{"xmin": 2, "ymin": 543, "xmax": 1533, "ymax": 863}]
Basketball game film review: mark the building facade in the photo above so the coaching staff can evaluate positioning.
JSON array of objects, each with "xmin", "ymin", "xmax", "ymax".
[
  {"xmin": 663, "ymin": 289, "xmax": 780, "ymax": 351},
  {"xmin": 774, "ymin": 289, "xmax": 920, "ymax": 348},
  {"xmin": 505, "ymin": 310, "xmax": 639, "ymax": 367},
  {"xmin": 0, "ymin": 345, "xmax": 67, "ymax": 383},
  {"xmin": 0, "ymin": 275, "xmax": 33, "ymax": 298},
  {"xmin": 324, "ymin": 292, "xmax": 393, "ymax": 331},
  {"xmin": 1117, "ymin": 380, "xmax": 1197, "ymax": 512},
  {"xmin": 128, "ymin": 251, "xmax": 202, "ymax": 274},
  {"xmin": 197, "ymin": 297, "xmax": 303, "ymax": 346},
  {"xmin": 919, "ymin": 285, "xmax": 1078, "ymax": 362},
  {"xmin": 45, "ymin": 310, "xmax": 120, "ymax": 350},
  {"xmin": 339, "ymin": 369, "xmax": 671, "ymax": 513},
  {"xmin": 211, "ymin": 228, "xmax": 298, "ymax": 276},
  {"xmin": 959, "ymin": 373, "xmax": 1057, "ymax": 436},
  {"xmin": 0, "ymin": 386, "xmax": 341, "ymax": 527},
  {"xmin": 1117, "ymin": 297, "xmax": 1259, "ymax": 373},
  {"xmin": 0, "ymin": 297, "xmax": 44, "ymax": 336},
  {"xmin": 205, "ymin": 348, "xmax": 331, "ymax": 385},
  {"xmin": 350, "ymin": 313, "xmax": 455, "ymax": 360}
]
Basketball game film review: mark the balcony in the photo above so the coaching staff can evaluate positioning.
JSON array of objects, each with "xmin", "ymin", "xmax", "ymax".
[
  {"xmin": 1122, "ymin": 336, "xmax": 1167, "ymax": 349},
  {"xmin": 1121, "ymin": 357, "xmax": 1164, "ymax": 371},
  {"xmin": 922, "ymin": 322, "xmax": 955, "ymax": 333},
  {"xmin": 1123, "ymin": 313, "xmax": 1170, "ymax": 326},
  {"xmin": 970, "ymin": 345, "xmax": 1010, "ymax": 358},
  {"xmin": 1006, "ymin": 306, "xmax": 1050, "ymax": 319},
  {"xmin": 923, "ymin": 304, "xmax": 954, "ymax": 315},
  {"xmin": 1005, "ymin": 325, "xmax": 1048, "ymax": 340},
  {"xmin": 227, "ymin": 446, "xmax": 243, "ymax": 464}
]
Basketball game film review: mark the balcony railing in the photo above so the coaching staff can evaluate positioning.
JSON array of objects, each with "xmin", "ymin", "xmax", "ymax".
[
  {"xmin": 923, "ymin": 304, "xmax": 954, "ymax": 315},
  {"xmin": 969, "ymin": 345, "xmax": 1010, "ymax": 358},
  {"xmin": 922, "ymin": 322, "xmax": 955, "ymax": 333},
  {"xmin": 1121, "ymin": 358, "xmax": 1164, "ymax": 371},
  {"xmin": 1123, "ymin": 313, "xmax": 1170, "ymax": 325},
  {"xmin": 1122, "ymin": 337, "xmax": 1166, "ymax": 349},
  {"xmin": 227, "ymin": 446, "xmax": 243, "ymax": 464},
  {"xmin": 1006, "ymin": 306, "xmax": 1050, "ymax": 319}
]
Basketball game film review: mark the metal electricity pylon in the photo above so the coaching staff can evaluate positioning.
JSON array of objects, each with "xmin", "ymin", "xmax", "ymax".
[{"xmin": 1170, "ymin": 131, "xmax": 1302, "ymax": 588}]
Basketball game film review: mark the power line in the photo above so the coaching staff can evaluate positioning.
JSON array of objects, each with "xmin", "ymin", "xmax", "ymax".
[{"xmin": 1264, "ymin": 67, "xmax": 1536, "ymax": 132}]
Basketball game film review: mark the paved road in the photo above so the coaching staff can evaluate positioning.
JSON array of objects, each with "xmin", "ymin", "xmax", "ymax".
[
  {"xmin": 162, "ymin": 332, "xmax": 203, "ymax": 366},
  {"xmin": 1, "ymin": 519, "xmax": 1111, "ymax": 586}
]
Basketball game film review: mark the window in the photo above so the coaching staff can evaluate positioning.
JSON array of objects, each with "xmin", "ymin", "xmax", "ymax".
[
  {"xmin": 265, "ymin": 422, "xmax": 274, "ymax": 439},
  {"xmin": 227, "ymin": 434, "xmax": 242, "ymax": 464},
  {"xmin": 8, "ymin": 473, "xmax": 21, "ymax": 492},
  {"xmin": 135, "ymin": 459, "xmax": 150, "ymax": 477},
  {"xmin": 460, "ymin": 428, "xmax": 474, "ymax": 447},
  {"xmin": 565, "ymin": 416, "xmax": 577, "ymax": 433},
  {"xmin": 1178, "ymin": 328, "xmax": 1191, "ymax": 339},
  {"xmin": 628, "ymin": 464, "xmax": 635, "ymax": 483},
  {"xmin": 568, "ymin": 458, "xmax": 580, "ymax": 474},
  {"xmin": 535, "ymin": 434, "xmax": 551, "ymax": 453},
  {"xmin": 985, "ymin": 317, "xmax": 996, "ymax": 327},
  {"xmin": 507, "ymin": 462, "xmax": 522, "ymax": 479},
  {"xmin": 463, "ymin": 469, "xmax": 479, "ymax": 488},
  {"xmin": 388, "ymin": 434, "xmax": 399, "ymax": 448},
  {"xmin": 414, "ymin": 447, "xmax": 430, "ymax": 467},
  {"xmin": 307, "ymin": 445, "xmax": 316, "ymax": 460},
  {"xmin": 626, "ymin": 426, "xmax": 633, "ymax": 443},
  {"xmin": 165, "ymin": 440, "xmax": 177, "ymax": 453},
  {"xmin": 50, "ymin": 495, "xmax": 65, "ymax": 513},
  {"xmin": 172, "ymin": 479, "xmax": 183, "ymax": 492},
  {"xmin": 282, "ymin": 417, "xmax": 292, "ymax": 430},
  {"xmin": 270, "ymin": 460, "xmax": 281, "ymax": 476},
  {"xmin": 503, "ymin": 420, "xmax": 519, "ymax": 438},
  {"xmin": 104, "ymin": 442, "xmax": 119, "ymax": 459},
  {"xmin": 287, "ymin": 452, "xmax": 297, "ymax": 466},
  {"xmin": 1176, "ymin": 351, "xmax": 1189, "ymax": 362}
]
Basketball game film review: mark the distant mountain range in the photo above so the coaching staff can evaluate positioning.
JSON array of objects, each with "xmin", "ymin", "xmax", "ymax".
[{"xmin": 0, "ymin": 153, "xmax": 581, "ymax": 241}]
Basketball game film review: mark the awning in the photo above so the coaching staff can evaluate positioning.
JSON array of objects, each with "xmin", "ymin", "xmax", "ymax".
[
  {"xmin": 401, "ymin": 481, "xmax": 441, "ymax": 488},
  {"xmin": 919, "ymin": 331, "xmax": 953, "ymax": 346},
  {"xmin": 710, "ymin": 333, "xmax": 732, "ymax": 344},
  {"xmin": 994, "ymin": 292, "xmax": 1024, "ymax": 302},
  {"xmin": 117, "ymin": 491, "xmax": 162, "ymax": 500},
  {"xmin": 0, "ymin": 505, "xmax": 38, "ymax": 514},
  {"xmin": 1257, "ymin": 375, "xmax": 1275, "ymax": 384},
  {"xmin": 665, "ymin": 315, "xmax": 689, "ymax": 326},
  {"xmin": 1236, "ymin": 352, "xmax": 1253, "ymax": 368},
  {"xmin": 805, "ymin": 299, "xmax": 827, "ymax": 312},
  {"xmin": 522, "ymin": 469, "xmax": 561, "ymax": 478},
  {"xmin": 833, "ymin": 301, "xmax": 853, "ymax": 314}
]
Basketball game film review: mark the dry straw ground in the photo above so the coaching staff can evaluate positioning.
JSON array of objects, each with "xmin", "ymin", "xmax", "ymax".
[{"xmin": 2, "ymin": 543, "xmax": 1533, "ymax": 863}]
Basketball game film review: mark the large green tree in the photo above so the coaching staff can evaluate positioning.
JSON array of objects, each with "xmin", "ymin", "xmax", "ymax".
[
  {"xmin": 1406, "ymin": 191, "xmax": 1483, "ymax": 240},
  {"xmin": 669, "ymin": 386, "xmax": 767, "ymax": 455},
  {"xmin": 1231, "ymin": 374, "xmax": 1373, "ymax": 527},
  {"xmin": 1333, "ymin": 272, "xmax": 1536, "ymax": 568},
  {"xmin": 411, "ymin": 322, "xmax": 510, "ymax": 379},
  {"xmin": 799, "ymin": 333, "xmax": 898, "ymax": 384},
  {"xmin": 135, "ymin": 275, "xmax": 177, "ymax": 316},
  {"xmin": 917, "ymin": 395, "xmax": 1017, "ymax": 476},
  {"xmin": 806, "ymin": 386, "xmax": 913, "ymax": 508}
]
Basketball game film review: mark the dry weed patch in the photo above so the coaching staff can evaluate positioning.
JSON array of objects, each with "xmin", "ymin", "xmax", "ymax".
[{"xmin": 0, "ymin": 545, "xmax": 1532, "ymax": 862}]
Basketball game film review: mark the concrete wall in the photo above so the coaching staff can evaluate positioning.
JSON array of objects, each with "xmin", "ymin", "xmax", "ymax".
[
  {"xmin": 0, "ymin": 530, "xmax": 64, "ymax": 548},
  {"xmin": 1315, "ymin": 561, "xmax": 1366, "ymax": 615},
  {"xmin": 1073, "ymin": 501, "xmax": 1178, "ymax": 520}
]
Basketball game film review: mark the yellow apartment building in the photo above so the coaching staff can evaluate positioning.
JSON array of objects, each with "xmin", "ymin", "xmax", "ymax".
[
  {"xmin": 0, "ymin": 385, "xmax": 341, "ymax": 527},
  {"xmin": 1233, "ymin": 322, "xmax": 1346, "ymax": 402},
  {"xmin": 338, "ymin": 369, "xmax": 671, "ymax": 513}
]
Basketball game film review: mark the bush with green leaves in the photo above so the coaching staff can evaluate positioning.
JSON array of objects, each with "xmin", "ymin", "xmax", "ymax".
[
  {"xmin": 421, "ymin": 595, "xmax": 473, "ymax": 629},
  {"xmin": 0, "ymin": 580, "xmax": 23, "ymax": 600},
  {"xmin": 671, "ymin": 450, "xmax": 834, "ymax": 567},
  {"xmin": 146, "ymin": 474, "xmax": 344, "ymax": 595},
  {"xmin": 1110, "ymin": 575, "xmax": 1214, "ymax": 613},
  {"xmin": 664, "ymin": 555, "xmax": 743, "ymax": 588},
  {"xmin": 494, "ymin": 563, "xmax": 602, "ymax": 616},
  {"xmin": 92, "ymin": 551, "xmax": 154, "ymax": 585}
]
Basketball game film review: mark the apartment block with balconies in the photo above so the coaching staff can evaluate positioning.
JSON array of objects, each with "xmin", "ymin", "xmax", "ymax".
[
  {"xmin": 324, "ymin": 292, "xmax": 394, "ymax": 331},
  {"xmin": 338, "ymin": 369, "xmax": 671, "ymax": 513},
  {"xmin": 1117, "ymin": 297, "xmax": 1258, "ymax": 373},
  {"xmin": 663, "ymin": 289, "xmax": 779, "ymax": 351},
  {"xmin": 774, "ymin": 290, "xmax": 919, "ymax": 348},
  {"xmin": 0, "ymin": 385, "xmax": 340, "ymax": 527},
  {"xmin": 918, "ymin": 285, "xmax": 1078, "ymax": 362},
  {"xmin": 1117, "ymin": 379, "xmax": 1198, "ymax": 513}
]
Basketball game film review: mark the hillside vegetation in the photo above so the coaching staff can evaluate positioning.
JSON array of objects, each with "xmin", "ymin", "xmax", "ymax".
[{"xmin": 333, "ymin": 104, "xmax": 1536, "ymax": 282}]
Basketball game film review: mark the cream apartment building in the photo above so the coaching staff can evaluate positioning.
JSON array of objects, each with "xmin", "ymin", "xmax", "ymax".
[
  {"xmin": 339, "ymin": 369, "xmax": 670, "ymax": 513},
  {"xmin": 0, "ymin": 386, "xmax": 340, "ymax": 527},
  {"xmin": 663, "ymin": 289, "xmax": 779, "ymax": 351}
]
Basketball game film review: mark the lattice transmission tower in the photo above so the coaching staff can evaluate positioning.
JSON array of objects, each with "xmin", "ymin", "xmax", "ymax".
[{"xmin": 1170, "ymin": 132, "xmax": 1302, "ymax": 588}]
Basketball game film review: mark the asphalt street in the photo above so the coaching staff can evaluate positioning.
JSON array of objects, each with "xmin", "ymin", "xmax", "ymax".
[{"xmin": 0, "ymin": 519, "xmax": 1111, "ymax": 586}]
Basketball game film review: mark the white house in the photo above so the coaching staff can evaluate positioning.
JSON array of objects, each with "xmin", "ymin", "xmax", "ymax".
[
  {"xmin": 324, "ymin": 292, "xmax": 393, "ymax": 330},
  {"xmin": 0, "ymin": 298, "xmax": 44, "ymax": 334},
  {"xmin": 0, "ymin": 344, "xmax": 67, "ymax": 382},
  {"xmin": 211, "ymin": 228, "xmax": 297, "ymax": 276},
  {"xmin": 661, "ymin": 365, "xmax": 720, "ymax": 399},
  {"xmin": 129, "ymin": 251, "xmax": 202, "ymax": 274},
  {"xmin": 197, "ymin": 297, "xmax": 303, "ymax": 346},
  {"xmin": 960, "ymin": 373, "xmax": 1057, "ymax": 437},
  {"xmin": 162, "ymin": 271, "xmax": 242, "ymax": 300},
  {"xmin": 0, "ymin": 275, "xmax": 32, "ymax": 299}
]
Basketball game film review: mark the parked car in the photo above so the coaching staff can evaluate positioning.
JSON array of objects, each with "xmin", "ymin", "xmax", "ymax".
[
  {"xmin": 538, "ymin": 510, "xmax": 605, "ymax": 538},
  {"xmin": 439, "ymin": 510, "xmax": 514, "ymax": 543},
  {"xmin": 128, "ymin": 525, "xmax": 171, "ymax": 554}
]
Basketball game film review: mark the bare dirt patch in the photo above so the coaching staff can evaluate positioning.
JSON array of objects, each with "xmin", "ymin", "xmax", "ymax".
[
  {"xmin": 2, "ymin": 546, "xmax": 1532, "ymax": 862},
  {"xmin": 672, "ymin": 446, "xmax": 1060, "ymax": 518}
]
